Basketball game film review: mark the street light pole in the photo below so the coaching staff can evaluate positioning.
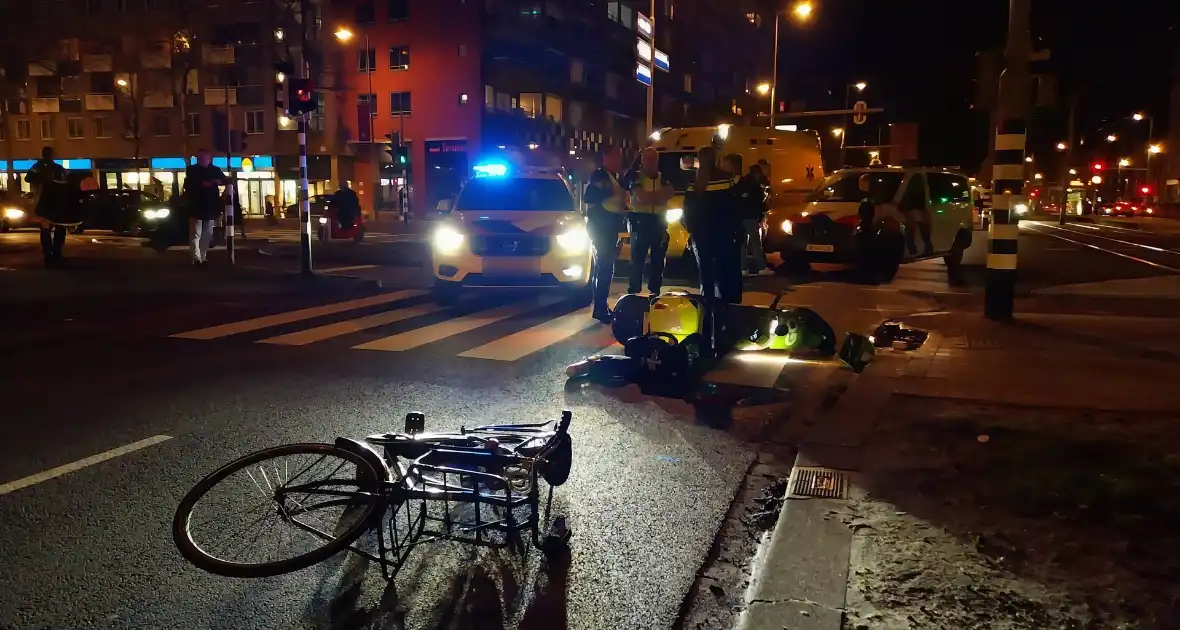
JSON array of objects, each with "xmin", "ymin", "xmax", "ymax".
[
  {"xmin": 985, "ymin": 0, "xmax": 1031, "ymax": 321},
  {"xmin": 769, "ymin": 12, "xmax": 779, "ymax": 130},
  {"xmin": 645, "ymin": 0, "xmax": 655, "ymax": 136}
]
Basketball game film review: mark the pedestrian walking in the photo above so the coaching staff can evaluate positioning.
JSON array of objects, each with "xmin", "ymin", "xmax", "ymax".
[
  {"xmin": 733, "ymin": 162, "xmax": 771, "ymax": 276},
  {"xmin": 582, "ymin": 146, "xmax": 628, "ymax": 322},
  {"xmin": 25, "ymin": 146, "xmax": 82, "ymax": 267},
  {"xmin": 625, "ymin": 147, "xmax": 675, "ymax": 295},
  {"xmin": 183, "ymin": 149, "xmax": 227, "ymax": 266}
]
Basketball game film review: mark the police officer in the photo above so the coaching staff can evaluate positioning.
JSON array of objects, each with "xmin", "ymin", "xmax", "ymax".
[
  {"xmin": 684, "ymin": 146, "xmax": 741, "ymax": 354},
  {"xmin": 582, "ymin": 146, "xmax": 628, "ymax": 322},
  {"xmin": 25, "ymin": 146, "xmax": 74, "ymax": 267},
  {"xmin": 625, "ymin": 147, "xmax": 674, "ymax": 295}
]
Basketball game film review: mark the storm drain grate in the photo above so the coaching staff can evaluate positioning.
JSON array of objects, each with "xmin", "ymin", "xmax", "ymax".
[{"xmin": 789, "ymin": 467, "xmax": 850, "ymax": 499}]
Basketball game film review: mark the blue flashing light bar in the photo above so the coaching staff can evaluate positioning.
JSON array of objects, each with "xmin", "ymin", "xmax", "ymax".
[{"xmin": 472, "ymin": 163, "xmax": 508, "ymax": 177}]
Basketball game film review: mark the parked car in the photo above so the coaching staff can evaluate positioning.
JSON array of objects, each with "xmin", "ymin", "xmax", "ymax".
[
  {"xmin": 73, "ymin": 189, "xmax": 173, "ymax": 235},
  {"xmin": 0, "ymin": 193, "xmax": 36, "ymax": 232},
  {"xmin": 283, "ymin": 195, "xmax": 332, "ymax": 219}
]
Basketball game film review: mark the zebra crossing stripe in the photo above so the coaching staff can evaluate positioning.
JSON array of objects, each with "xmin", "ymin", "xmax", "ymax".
[
  {"xmin": 257, "ymin": 302, "xmax": 446, "ymax": 346},
  {"xmin": 458, "ymin": 307, "xmax": 602, "ymax": 361},
  {"xmin": 352, "ymin": 297, "xmax": 564, "ymax": 352},
  {"xmin": 170, "ymin": 290, "xmax": 423, "ymax": 340}
]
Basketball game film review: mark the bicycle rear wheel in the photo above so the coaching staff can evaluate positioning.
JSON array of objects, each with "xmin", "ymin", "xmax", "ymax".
[{"xmin": 173, "ymin": 443, "xmax": 384, "ymax": 578}]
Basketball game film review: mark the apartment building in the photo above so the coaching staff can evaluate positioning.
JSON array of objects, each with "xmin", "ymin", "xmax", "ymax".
[
  {"xmin": 326, "ymin": 0, "xmax": 773, "ymax": 213},
  {"xmin": 0, "ymin": 0, "xmax": 346, "ymax": 214}
]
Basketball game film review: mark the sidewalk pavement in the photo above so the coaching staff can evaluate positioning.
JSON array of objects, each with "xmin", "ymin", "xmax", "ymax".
[{"xmin": 738, "ymin": 307, "xmax": 1180, "ymax": 630}]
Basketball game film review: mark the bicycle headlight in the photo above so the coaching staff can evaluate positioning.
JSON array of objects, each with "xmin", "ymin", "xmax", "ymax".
[
  {"xmin": 3, "ymin": 207, "xmax": 24, "ymax": 220},
  {"xmin": 665, "ymin": 207, "xmax": 683, "ymax": 223},
  {"xmin": 555, "ymin": 225, "xmax": 589, "ymax": 253},
  {"xmin": 432, "ymin": 225, "xmax": 465, "ymax": 254}
]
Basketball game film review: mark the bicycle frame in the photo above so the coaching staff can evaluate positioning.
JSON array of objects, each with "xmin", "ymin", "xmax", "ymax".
[{"xmin": 278, "ymin": 415, "xmax": 569, "ymax": 581}]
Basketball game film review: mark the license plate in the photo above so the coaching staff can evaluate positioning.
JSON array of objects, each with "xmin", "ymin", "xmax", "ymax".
[{"xmin": 806, "ymin": 244, "xmax": 835, "ymax": 253}]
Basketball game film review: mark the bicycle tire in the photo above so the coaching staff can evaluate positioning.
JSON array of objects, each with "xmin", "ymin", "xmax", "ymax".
[{"xmin": 172, "ymin": 443, "xmax": 384, "ymax": 579}]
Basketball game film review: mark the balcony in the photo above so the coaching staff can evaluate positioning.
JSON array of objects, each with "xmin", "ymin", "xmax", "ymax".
[
  {"xmin": 85, "ymin": 93, "xmax": 116, "ymax": 111},
  {"xmin": 204, "ymin": 87, "xmax": 238, "ymax": 106},
  {"xmin": 31, "ymin": 97, "xmax": 60, "ymax": 113},
  {"xmin": 140, "ymin": 51, "xmax": 172, "ymax": 69},
  {"xmin": 28, "ymin": 61, "xmax": 57, "ymax": 76},
  {"xmin": 202, "ymin": 45, "xmax": 235, "ymax": 65},
  {"xmin": 143, "ymin": 92, "xmax": 175, "ymax": 108},
  {"xmin": 82, "ymin": 54, "xmax": 113, "ymax": 72}
]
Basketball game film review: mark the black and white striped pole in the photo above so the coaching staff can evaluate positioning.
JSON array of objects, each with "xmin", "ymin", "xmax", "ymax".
[
  {"xmin": 298, "ymin": 101, "xmax": 313, "ymax": 276},
  {"xmin": 985, "ymin": 122, "xmax": 1025, "ymax": 320},
  {"xmin": 984, "ymin": 0, "xmax": 1031, "ymax": 321}
]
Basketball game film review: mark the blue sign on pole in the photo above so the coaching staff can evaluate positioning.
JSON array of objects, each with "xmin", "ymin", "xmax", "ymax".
[
  {"xmin": 654, "ymin": 49, "xmax": 670, "ymax": 72},
  {"xmin": 635, "ymin": 62, "xmax": 652, "ymax": 87}
]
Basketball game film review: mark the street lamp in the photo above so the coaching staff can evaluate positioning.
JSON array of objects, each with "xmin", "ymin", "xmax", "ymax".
[
  {"xmin": 116, "ymin": 78, "xmax": 129, "ymax": 88},
  {"xmin": 1106, "ymin": 134, "xmax": 1117, "ymax": 142},
  {"xmin": 334, "ymin": 25, "xmax": 374, "ymax": 146},
  {"xmin": 1119, "ymin": 158, "xmax": 1130, "ymax": 167},
  {"xmin": 831, "ymin": 127, "xmax": 844, "ymax": 137},
  {"xmin": 756, "ymin": 82, "xmax": 770, "ymax": 95},
  {"xmin": 854, "ymin": 81, "xmax": 867, "ymax": 91},
  {"xmin": 1056, "ymin": 142, "xmax": 1066, "ymax": 150},
  {"xmin": 1149, "ymin": 144, "xmax": 1162, "ymax": 154},
  {"xmin": 1132, "ymin": 112, "xmax": 1145, "ymax": 121},
  {"xmin": 1034, "ymin": 173, "xmax": 1043, "ymax": 179},
  {"xmin": 769, "ymin": 2, "xmax": 815, "ymax": 130},
  {"xmin": 333, "ymin": 27, "xmax": 354, "ymax": 42},
  {"xmin": 1024, "ymin": 156, "xmax": 1033, "ymax": 163}
]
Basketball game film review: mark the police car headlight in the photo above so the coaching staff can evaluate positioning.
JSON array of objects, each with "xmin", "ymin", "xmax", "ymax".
[
  {"xmin": 432, "ymin": 225, "xmax": 465, "ymax": 254},
  {"xmin": 665, "ymin": 208, "xmax": 683, "ymax": 223},
  {"xmin": 3, "ymin": 207, "xmax": 24, "ymax": 220},
  {"xmin": 781, "ymin": 220, "xmax": 793, "ymax": 234},
  {"xmin": 555, "ymin": 226, "xmax": 589, "ymax": 253}
]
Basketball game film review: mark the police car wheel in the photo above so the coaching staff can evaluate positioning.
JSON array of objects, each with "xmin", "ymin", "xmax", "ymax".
[{"xmin": 433, "ymin": 281, "xmax": 461, "ymax": 306}]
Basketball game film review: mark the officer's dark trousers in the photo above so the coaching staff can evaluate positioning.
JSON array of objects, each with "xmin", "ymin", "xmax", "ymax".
[
  {"xmin": 40, "ymin": 225, "xmax": 66, "ymax": 260},
  {"xmin": 691, "ymin": 227, "xmax": 743, "ymax": 354},
  {"xmin": 627, "ymin": 213, "xmax": 668, "ymax": 294},
  {"xmin": 589, "ymin": 218, "xmax": 620, "ymax": 315}
]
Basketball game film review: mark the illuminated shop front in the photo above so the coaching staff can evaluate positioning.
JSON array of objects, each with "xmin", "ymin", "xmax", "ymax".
[{"xmin": 1, "ymin": 159, "xmax": 95, "ymax": 193}]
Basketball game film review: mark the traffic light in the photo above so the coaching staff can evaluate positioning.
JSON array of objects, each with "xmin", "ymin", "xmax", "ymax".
[
  {"xmin": 384, "ymin": 132, "xmax": 400, "ymax": 163},
  {"xmin": 286, "ymin": 78, "xmax": 318, "ymax": 116},
  {"xmin": 1092, "ymin": 162, "xmax": 1104, "ymax": 171},
  {"xmin": 395, "ymin": 145, "xmax": 408, "ymax": 165},
  {"xmin": 1140, "ymin": 186, "xmax": 1152, "ymax": 195}
]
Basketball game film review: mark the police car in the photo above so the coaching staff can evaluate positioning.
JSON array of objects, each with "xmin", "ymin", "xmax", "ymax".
[{"xmin": 430, "ymin": 161, "xmax": 593, "ymax": 306}]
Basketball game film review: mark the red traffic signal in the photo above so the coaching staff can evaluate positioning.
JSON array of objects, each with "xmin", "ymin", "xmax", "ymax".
[
  {"xmin": 286, "ymin": 78, "xmax": 319, "ymax": 116},
  {"xmin": 1140, "ymin": 186, "xmax": 1152, "ymax": 195},
  {"xmin": 1092, "ymin": 162, "xmax": 1104, "ymax": 171}
]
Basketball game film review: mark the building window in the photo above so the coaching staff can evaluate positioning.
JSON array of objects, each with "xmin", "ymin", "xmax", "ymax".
[
  {"xmin": 570, "ymin": 101, "xmax": 584, "ymax": 127},
  {"xmin": 458, "ymin": 44, "xmax": 467, "ymax": 58},
  {"xmin": 15, "ymin": 119, "xmax": 30, "ymax": 140},
  {"xmin": 390, "ymin": 91, "xmax": 411, "ymax": 116},
  {"xmin": 358, "ymin": 93, "xmax": 378, "ymax": 117},
  {"xmin": 607, "ymin": 1, "xmax": 619, "ymax": 21},
  {"xmin": 153, "ymin": 113, "xmax": 170, "ymax": 137},
  {"xmin": 355, "ymin": 1, "xmax": 375, "ymax": 24},
  {"xmin": 186, "ymin": 112, "xmax": 201, "ymax": 136},
  {"xmin": 519, "ymin": 93, "xmax": 542, "ymax": 118},
  {"xmin": 358, "ymin": 48, "xmax": 376, "ymax": 72},
  {"xmin": 619, "ymin": 4, "xmax": 633, "ymax": 27},
  {"xmin": 246, "ymin": 110, "xmax": 264, "ymax": 134},
  {"xmin": 388, "ymin": 0, "xmax": 408, "ymax": 21},
  {"xmin": 684, "ymin": 73, "xmax": 693, "ymax": 93},
  {"xmin": 93, "ymin": 117, "xmax": 110, "ymax": 138},
  {"xmin": 389, "ymin": 46, "xmax": 409, "ymax": 70},
  {"xmin": 544, "ymin": 95, "xmax": 563, "ymax": 123},
  {"xmin": 67, "ymin": 118, "xmax": 84, "ymax": 139},
  {"xmin": 40, "ymin": 118, "xmax": 53, "ymax": 140},
  {"xmin": 459, "ymin": 93, "xmax": 469, "ymax": 106},
  {"xmin": 605, "ymin": 73, "xmax": 620, "ymax": 99},
  {"xmin": 570, "ymin": 59, "xmax": 584, "ymax": 84},
  {"xmin": 484, "ymin": 85, "xmax": 494, "ymax": 110}
]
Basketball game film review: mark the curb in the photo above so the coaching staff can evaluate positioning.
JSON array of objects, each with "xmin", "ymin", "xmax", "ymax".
[{"xmin": 735, "ymin": 359, "xmax": 901, "ymax": 630}]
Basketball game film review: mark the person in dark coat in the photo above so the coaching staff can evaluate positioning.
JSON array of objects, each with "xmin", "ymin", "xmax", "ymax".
[
  {"xmin": 182, "ymin": 149, "xmax": 227, "ymax": 265},
  {"xmin": 331, "ymin": 181, "xmax": 361, "ymax": 230},
  {"xmin": 25, "ymin": 146, "xmax": 80, "ymax": 267},
  {"xmin": 684, "ymin": 146, "xmax": 742, "ymax": 355},
  {"xmin": 582, "ymin": 146, "xmax": 628, "ymax": 322}
]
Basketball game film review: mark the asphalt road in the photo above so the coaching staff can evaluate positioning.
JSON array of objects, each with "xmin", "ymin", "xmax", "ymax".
[{"xmin": 3, "ymin": 221, "xmax": 1176, "ymax": 629}]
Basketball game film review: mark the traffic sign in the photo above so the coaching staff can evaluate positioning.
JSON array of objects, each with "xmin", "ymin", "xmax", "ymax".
[{"xmin": 852, "ymin": 101, "xmax": 868, "ymax": 125}]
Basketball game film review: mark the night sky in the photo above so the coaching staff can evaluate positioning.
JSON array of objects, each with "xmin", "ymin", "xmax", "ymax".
[{"xmin": 767, "ymin": 0, "xmax": 1180, "ymax": 172}]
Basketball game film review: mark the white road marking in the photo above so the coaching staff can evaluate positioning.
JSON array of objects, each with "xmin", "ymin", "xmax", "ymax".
[
  {"xmin": 0, "ymin": 435, "xmax": 173, "ymax": 496},
  {"xmin": 459, "ymin": 307, "xmax": 600, "ymax": 361},
  {"xmin": 170, "ymin": 290, "xmax": 423, "ymax": 339},
  {"xmin": 258, "ymin": 302, "xmax": 446, "ymax": 346},
  {"xmin": 353, "ymin": 298, "xmax": 562, "ymax": 352}
]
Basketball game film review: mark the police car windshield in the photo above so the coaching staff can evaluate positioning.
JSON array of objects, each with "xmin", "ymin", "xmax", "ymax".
[
  {"xmin": 456, "ymin": 177, "xmax": 574, "ymax": 212},
  {"xmin": 808, "ymin": 172, "xmax": 903, "ymax": 204}
]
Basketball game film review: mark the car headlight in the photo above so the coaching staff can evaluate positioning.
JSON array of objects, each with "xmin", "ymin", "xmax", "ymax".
[
  {"xmin": 432, "ymin": 225, "xmax": 465, "ymax": 254},
  {"xmin": 318, "ymin": 216, "xmax": 328, "ymax": 225},
  {"xmin": 142, "ymin": 208, "xmax": 170, "ymax": 219},
  {"xmin": 3, "ymin": 207, "xmax": 24, "ymax": 220},
  {"xmin": 665, "ymin": 208, "xmax": 683, "ymax": 223},
  {"xmin": 555, "ymin": 226, "xmax": 589, "ymax": 253},
  {"xmin": 781, "ymin": 219, "xmax": 793, "ymax": 234},
  {"xmin": 1014, "ymin": 203, "xmax": 1029, "ymax": 215}
]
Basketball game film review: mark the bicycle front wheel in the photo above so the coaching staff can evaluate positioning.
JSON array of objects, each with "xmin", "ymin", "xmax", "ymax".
[{"xmin": 173, "ymin": 443, "xmax": 384, "ymax": 578}]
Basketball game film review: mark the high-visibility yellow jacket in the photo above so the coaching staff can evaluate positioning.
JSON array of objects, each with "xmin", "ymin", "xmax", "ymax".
[{"xmin": 628, "ymin": 172, "xmax": 673, "ymax": 215}]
